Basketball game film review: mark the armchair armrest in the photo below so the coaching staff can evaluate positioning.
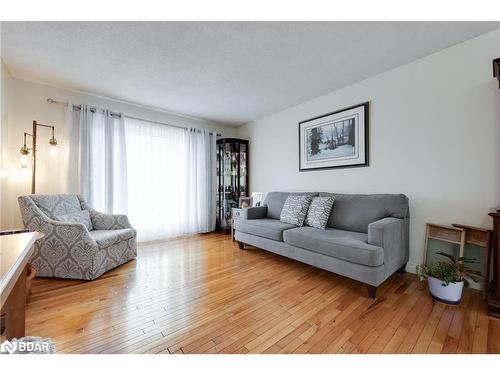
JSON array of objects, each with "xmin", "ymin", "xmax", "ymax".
[
  {"xmin": 240, "ymin": 206, "xmax": 267, "ymax": 220},
  {"xmin": 87, "ymin": 208, "xmax": 133, "ymax": 230},
  {"xmin": 17, "ymin": 195, "xmax": 97, "ymax": 245},
  {"xmin": 368, "ymin": 217, "xmax": 409, "ymax": 272},
  {"xmin": 76, "ymin": 195, "xmax": 132, "ymax": 230}
]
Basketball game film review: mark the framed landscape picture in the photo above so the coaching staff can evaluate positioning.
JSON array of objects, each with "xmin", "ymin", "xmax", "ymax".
[{"xmin": 299, "ymin": 102, "xmax": 369, "ymax": 171}]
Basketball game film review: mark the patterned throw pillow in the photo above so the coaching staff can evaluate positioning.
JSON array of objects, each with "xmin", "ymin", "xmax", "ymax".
[
  {"xmin": 304, "ymin": 196, "xmax": 335, "ymax": 230},
  {"xmin": 54, "ymin": 210, "xmax": 93, "ymax": 231},
  {"xmin": 280, "ymin": 194, "xmax": 313, "ymax": 226}
]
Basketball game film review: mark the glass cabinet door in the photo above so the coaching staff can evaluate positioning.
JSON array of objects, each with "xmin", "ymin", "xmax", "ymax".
[
  {"xmin": 239, "ymin": 143, "xmax": 247, "ymax": 196},
  {"xmin": 216, "ymin": 139, "xmax": 249, "ymax": 232}
]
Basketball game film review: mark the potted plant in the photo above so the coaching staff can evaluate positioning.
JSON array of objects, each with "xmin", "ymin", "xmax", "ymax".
[{"xmin": 417, "ymin": 252, "xmax": 481, "ymax": 305}]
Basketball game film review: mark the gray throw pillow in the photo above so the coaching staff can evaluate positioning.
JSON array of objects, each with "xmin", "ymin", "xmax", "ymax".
[
  {"xmin": 54, "ymin": 210, "xmax": 93, "ymax": 231},
  {"xmin": 280, "ymin": 194, "xmax": 313, "ymax": 226},
  {"xmin": 304, "ymin": 196, "xmax": 335, "ymax": 230}
]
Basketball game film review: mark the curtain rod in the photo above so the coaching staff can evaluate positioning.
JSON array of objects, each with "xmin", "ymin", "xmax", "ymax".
[{"xmin": 46, "ymin": 98, "xmax": 221, "ymax": 137}]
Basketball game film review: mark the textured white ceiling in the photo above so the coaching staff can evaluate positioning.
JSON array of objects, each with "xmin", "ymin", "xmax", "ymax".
[{"xmin": 2, "ymin": 22, "xmax": 499, "ymax": 126}]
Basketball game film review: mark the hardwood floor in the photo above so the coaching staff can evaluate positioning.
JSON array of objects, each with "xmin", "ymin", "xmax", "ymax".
[{"xmin": 24, "ymin": 233, "xmax": 499, "ymax": 354}]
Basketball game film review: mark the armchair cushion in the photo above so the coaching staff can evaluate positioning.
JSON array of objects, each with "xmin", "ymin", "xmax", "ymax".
[
  {"xmin": 54, "ymin": 210, "xmax": 93, "ymax": 231},
  {"xmin": 90, "ymin": 228, "xmax": 137, "ymax": 248},
  {"xmin": 30, "ymin": 194, "xmax": 83, "ymax": 220}
]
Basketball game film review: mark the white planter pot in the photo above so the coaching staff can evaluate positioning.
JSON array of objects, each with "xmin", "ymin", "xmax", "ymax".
[{"xmin": 428, "ymin": 276, "xmax": 464, "ymax": 305}]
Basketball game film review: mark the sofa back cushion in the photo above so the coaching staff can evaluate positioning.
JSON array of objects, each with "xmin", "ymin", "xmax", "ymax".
[
  {"xmin": 319, "ymin": 193, "xmax": 409, "ymax": 233},
  {"xmin": 264, "ymin": 192, "xmax": 318, "ymax": 219},
  {"xmin": 304, "ymin": 196, "xmax": 335, "ymax": 230},
  {"xmin": 29, "ymin": 194, "xmax": 83, "ymax": 220},
  {"xmin": 280, "ymin": 194, "xmax": 313, "ymax": 226}
]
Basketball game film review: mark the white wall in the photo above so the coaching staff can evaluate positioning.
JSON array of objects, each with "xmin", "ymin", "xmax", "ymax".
[
  {"xmin": 1, "ymin": 77, "xmax": 236, "ymax": 230},
  {"xmin": 237, "ymin": 29, "xmax": 500, "ymax": 271},
  {"xmin": 0, "ymin": 61, "xmax": 12, "ymax": 230}
]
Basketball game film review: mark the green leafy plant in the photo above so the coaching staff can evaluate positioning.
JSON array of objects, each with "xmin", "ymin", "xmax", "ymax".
[{"xmin": 416, "ymin": 252, "xmax": 481, "ymax": 287}]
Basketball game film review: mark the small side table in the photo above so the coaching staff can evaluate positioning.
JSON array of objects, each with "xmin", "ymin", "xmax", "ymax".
[
  {"xmin": 423, "ymin": 223, "xmax": 466, "ymax": 264},
  {"xmin": 231, "ymin": 208, "xmax": 244, "ymax": 241},
  {"xmin": 424, "ymin": 222, "xmax": 491, "ymax": 298},
  {"xmin": 452, "ymin": 224, "xmax": 492, "ymax": 299}
]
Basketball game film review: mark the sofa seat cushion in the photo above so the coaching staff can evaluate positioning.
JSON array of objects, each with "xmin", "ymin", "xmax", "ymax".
[
  {"xmin": 90, "ymin": 228, "xmax": 137, "ymax": 248},
  {"xmin": 283, "ymin": 227, "xmax": 384, "ymax": 267},
  {"xmin": 235, "ymin": 218, "xmax": 296, "ymax": 241}
]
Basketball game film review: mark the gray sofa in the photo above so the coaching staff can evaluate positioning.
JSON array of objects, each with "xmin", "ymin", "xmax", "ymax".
[
  {"xmin": 18, "ymin": 194, "xmax": 137, "ymax": 280},
  {"xmin": 234, "ymin": 192, "xmax": 409, "ymax": 298}
]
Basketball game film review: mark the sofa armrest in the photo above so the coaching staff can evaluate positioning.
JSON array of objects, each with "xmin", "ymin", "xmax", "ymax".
[
  {"xmin": 240, "ymin": 206, "xmax": 267, "ymax": 220},
  {"xmin": 368, "ymin": 217, "xmax": 409, "ymax": 272}
]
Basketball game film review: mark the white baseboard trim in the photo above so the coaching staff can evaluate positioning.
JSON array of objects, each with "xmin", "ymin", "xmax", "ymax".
[{"xmin": 405, "ymin": 262, "xmax": 418, "ymax": 274}]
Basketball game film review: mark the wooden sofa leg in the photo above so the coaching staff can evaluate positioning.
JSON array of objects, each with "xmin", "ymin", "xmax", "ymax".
[
  {"xmin": 396, "ymin": 265, "xmax": 406, "ymax": 275},
  {"xmin": 238, "ymin": 241, "xmax": 245, "ymax": 250},
  {"xmin": 367, "ymin": 285, "xmax": 377, "ymax": 299}
]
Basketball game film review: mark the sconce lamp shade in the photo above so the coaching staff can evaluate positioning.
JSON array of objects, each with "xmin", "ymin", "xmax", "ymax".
[
  {"xmin": 20, "ymin": 154, "xmax": 30, "ymax": 168},
  {"xmin": 19, "ymin": 121, "xmax": 58, "ymax": 193},
  {"xmin": 20, "ymin": 144, "xmax": 30, "ymax": 168}
]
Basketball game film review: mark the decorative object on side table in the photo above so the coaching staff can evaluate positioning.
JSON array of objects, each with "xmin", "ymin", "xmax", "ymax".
[
  {"xmin": 239, "ymin": 196, "xmax": 252, "ymax": 208},
  {"xmin": 216, "ymin": 138, "xmax": 249, "ymax": 233},
  {"xmin": 251, "ymin": 192, "xmax": 264, "ymax": 207},
  {"xmin": 417, "ymin": 252, "xmax": 481, "ymax": 305},
  {"xmin": 298, "ymin": 102, "xmax": 369, "ymax": 171}
]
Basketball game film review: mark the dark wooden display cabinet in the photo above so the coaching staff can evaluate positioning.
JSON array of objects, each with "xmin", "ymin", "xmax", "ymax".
[
  {"xmin": 216, "ymin": 138, "xmax": 249, "ymax": 233},
  {"xmin": 490, "ymin": 58, "xmax": 500, "ymax": 319},
  {"xmin": 489, "ymin": 211, "xmax": 500, "ymax": 319}
]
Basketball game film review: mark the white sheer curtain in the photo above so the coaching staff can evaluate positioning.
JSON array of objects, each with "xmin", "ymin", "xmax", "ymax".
[
  {"xmin": 68, "ymin": 105, "xmax": 128, "ymax": 214},
  {"xmin": 124, "ymin": 118, "xmax": 216, "ymax": 242},
  {"xmin": 69, "ymin": 107, "xmax": 217, "ymax": 242},
  {"xmin": 185, "ymin": 128, "xmax": 217, "ymax": 234}
]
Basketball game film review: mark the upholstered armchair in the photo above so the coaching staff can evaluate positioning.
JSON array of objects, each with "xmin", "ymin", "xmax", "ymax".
[{"xmin": 18, "ymin": 194, "xmax": 137, "ymax": 280}]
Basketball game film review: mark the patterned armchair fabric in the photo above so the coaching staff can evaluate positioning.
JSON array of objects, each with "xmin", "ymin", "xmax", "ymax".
[{"xmin": 18, "ymin": 194, "xmax": 137, "ymax": 280}]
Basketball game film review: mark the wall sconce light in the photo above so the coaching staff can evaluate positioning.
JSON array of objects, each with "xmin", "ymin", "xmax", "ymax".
[{"xmin": 19, "ymin": 120, "xmax": 58, "ymax": 194}]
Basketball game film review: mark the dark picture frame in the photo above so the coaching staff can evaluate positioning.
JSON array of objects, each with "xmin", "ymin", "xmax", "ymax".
[{"xmin": 298, "ymin": 102, "xmax": 369, "ymax": 171}]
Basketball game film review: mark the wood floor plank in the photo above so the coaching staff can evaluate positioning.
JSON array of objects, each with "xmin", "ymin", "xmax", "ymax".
[{"xmin": 22, "ymin": 233, "xmax": 495, "ymax": 354}]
